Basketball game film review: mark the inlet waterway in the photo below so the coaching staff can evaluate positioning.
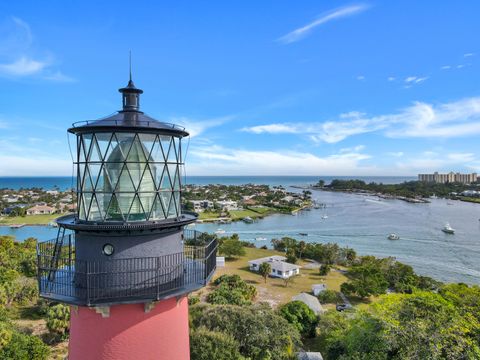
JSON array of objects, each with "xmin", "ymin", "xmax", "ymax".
[{"xmin": 1, "ymin": 185, "xmax": 479, "ymax": 284}]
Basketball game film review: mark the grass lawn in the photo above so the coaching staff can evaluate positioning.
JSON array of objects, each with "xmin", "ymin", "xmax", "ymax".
[
  {"xmin": 198, "ymin": 211, "xmax": 222, "ymax": 220},
  {"xmin": 247, "ymin": 206, "xmax": 273, "ymax": 214},
  {"xmin": 202, "ymin": 247, "xmax": 355, "ymax": 310},
  {"xmin": 229, "ymin": 209, "xmax": 268, "ymax": 220},
  {"xmin": 0, "ymin": 213, "xmax": 61, "ymax": 225}
]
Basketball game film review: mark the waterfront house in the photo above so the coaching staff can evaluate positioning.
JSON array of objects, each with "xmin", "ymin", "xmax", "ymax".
[
  {"xmin": 297, "ymin": 352, "xmax": 323, "ymax": 360},
  {"xmin": 292, "ymin": 293, "xmax": 324, "ymax": 315},
  {"xmin": 190, "ymin": 200, "xmax": 213, "ymax": 213},
  {"xmin": 26, "ymin": 205, "xmax": 56, "ymax": 215},
  {"xmin": 248, "ymin": 255, "xmax": 300, "ymax": 279},
  {"xmin": 216, "ymin": 200, "xmax": 238, "ymax": 211},
  {"xmin": 312, "ymin": 284, "xmax": 327, "ymax": 296}
]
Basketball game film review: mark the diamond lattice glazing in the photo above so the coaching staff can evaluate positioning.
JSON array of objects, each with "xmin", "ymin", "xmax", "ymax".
[{"xmin": 76, "ymin": 132, "xmax": 182, "ymax": 222}]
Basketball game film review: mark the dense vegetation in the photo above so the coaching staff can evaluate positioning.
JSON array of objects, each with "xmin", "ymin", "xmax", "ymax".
[
  {"xmin": 324, "ymin": 179, "xmax": 477, "ymax": 198},
  {"xmin": 0, "ymin": 236, "xmax": 52, "ymax": 359},
  {"xmin": 207, "ymin": 275, "xmax": 257, "ymax": 305},
  {"xmin": 316, "ymin": 288, "xmax": 480, "ymax": 359},
  {"xmin": 190, "ymin": 303, "xmax": 301, "ymax": 360}
]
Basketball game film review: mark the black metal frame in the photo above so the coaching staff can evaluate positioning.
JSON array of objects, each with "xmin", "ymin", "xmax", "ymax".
[
  {"xmin": 37, "ymin": 229, "xmax": 217, "ymax": 306},
  {"xmin": 76, "ymin": 131, "xmax": 184, "ymax": 223}
]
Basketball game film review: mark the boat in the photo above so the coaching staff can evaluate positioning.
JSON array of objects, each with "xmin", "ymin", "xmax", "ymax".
[
  {"xmin": 442, "ymin": 223, "xmax": 455, "ymax": 234},
  {"xmin": 215, "ymin": 229, "xmax": 226, "ymax": 235},
  {"xmin": 9, "ymin": 224, "xmax": 25, "ymax": 229},
  {"xmin": 321, "ymin": 215, "xmax": 328, "ymax": 219},
  {"xmin": 242, "ymin": 216, "xmax": 254, "ymax": 224},
  {"xmin": 298, "ymin": 232, "xmax": 308, "ymax": 236},
  {"xmin": 255, "ymin": 237, "xmax": 267, "ymax": 241},
  {"xmin": 387, "ymin": 233, "xmax": 400, "ymax": 240}
]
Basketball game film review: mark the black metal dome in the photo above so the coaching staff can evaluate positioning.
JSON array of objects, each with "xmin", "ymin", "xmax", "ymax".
[{"xmin": 68, "ymin": 80, "xmax": 189, "ymax": 137}]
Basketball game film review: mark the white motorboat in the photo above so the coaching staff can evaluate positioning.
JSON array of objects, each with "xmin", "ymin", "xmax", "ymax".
[
  {"xmin": 255, "ymin": 237, "xmax": 267, "ymax": 241},
  {"xmin": 442, "ymin": 223, "xmax": 455, "ymax": 234},
  {"xmin": 321, "ymin": 215, "xmax": 328, "ymax": 219},
  {"xmin": 215, "ymin": 229, "xmax": 226, "ymax": 235},
  {"xmin": 387, "ymin": 233, "xmax": 400, "ymax": 240}
]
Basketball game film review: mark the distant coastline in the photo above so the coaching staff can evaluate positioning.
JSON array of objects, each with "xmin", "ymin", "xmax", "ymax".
[{"xmin": 0, "ymin": 175, "xmax": 417, "ymax": 190}]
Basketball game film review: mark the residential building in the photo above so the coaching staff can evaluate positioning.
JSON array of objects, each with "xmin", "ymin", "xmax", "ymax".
[
  {"xmin": 312, "ymin": 284, "xmax": 327, "ymax": 296},
  {"xmin": 248, "ymin": 255, "xmax": 300, "ymax": 279},
  {"xmin": 418, "ymin": 172, "xmax": 478, "ymax": 184},
  {"xmin": 216, "ymin": 200, "xmax": 238, "ymax": 211},
  {"xmin": 190, "ymin": 200, "xmax": 213, "ymax": 213},
  {"xmin": 27, "ymin": 205, "xmax": 56, "ymax": 215},
  {"xmin": 297, "ymin": 352, "xmax": 324, "ymax": 360},
  {"xmin": 292, "ymin": 293, "xmax": 324, "ymax": 315}
]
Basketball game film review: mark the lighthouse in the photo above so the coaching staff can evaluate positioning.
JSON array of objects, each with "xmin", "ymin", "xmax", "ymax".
[{"xmin": 36, "ymin": 76, "xmax": 217, "ymax": 359}]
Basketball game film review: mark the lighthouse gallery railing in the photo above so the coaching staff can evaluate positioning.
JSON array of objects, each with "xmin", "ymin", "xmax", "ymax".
[{"xmin": 36, "ymin": 229, "xmax": 217, "ymax": 306}]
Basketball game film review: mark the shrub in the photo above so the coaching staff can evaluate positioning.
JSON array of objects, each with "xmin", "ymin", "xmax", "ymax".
[
  {"xmin": 317, "ymin": 290, "xmax": 338, "ymax": 304},
  {"xmin": 46, "ymin": 304, "xmax": 70, "ymax": 340},
  {"xmin": 0, "ymin": 329, "xmax": 49, "ymax": 360},
  {"xmin": 190, "ymin": 328, "xmax": 244, "ymax": 360},
  {"xmin": 219, "ymin": 237, "xmax": 245, "ymax": 259},
  {"xmin": 279, "ymin": 301, "xmax": 318, "ymax": 337},
  {"xmin": 319, "ymin": 264, "xmax": 331, "ymax": 276},
  {"xmin": 188, "ymin": 295, "xmax": 200, "ymax": 306},
  {"xmin": 207, "ymin": 275, "xmax": 256, "ymax": 305},
  {"xmin": 192, "ymin": 304, "xmax": 301, "ymax": 360}
]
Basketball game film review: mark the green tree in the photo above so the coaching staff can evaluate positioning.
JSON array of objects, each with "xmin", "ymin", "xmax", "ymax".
[
  {"xmin": 190, "ymin": 328, "xmax": 245, "ymax": 360},
  {"xmin": 341, "ymin": 256, "xmax": 389, "ymax": 298},
  {"xmin": 317, "ymin": 290, "xmax": 338, "ymax": 304},
  {"xmin": 279, "ymin": 301, "xmax": 318, "ymax": 337},
  {"xmin": 258, "ymin": 262, "xmax": 271, "ymax": 283},
  {"xmin": 207, "ymin": 275, "xmax": 256, "ymax": 305},
  {"xmin": 219, "ymin": 236, "xmax": 245, "ymax": 259},
  {"xmin": 192, "ymin": 304, "xmax": 301, "ymax": 360},
  {"xmin": 46, "ymin": 304, "xmax": 70, "ymax": 340},
  {"xmin": 285, "ymin": 249, "xmax": 297, "ymax": 264},
  {"xmin": 319, "ymin": 264, "xmax": 331, "ymax": 276}
]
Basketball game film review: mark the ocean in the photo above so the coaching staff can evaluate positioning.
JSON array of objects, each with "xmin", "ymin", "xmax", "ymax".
[
  {"xmin": 0, "ymin": 175, "xmax": 416, "ymax": 190},
  {"xmin": 3, "ymin": 175, "xmax": 479, "ymax": 285}
]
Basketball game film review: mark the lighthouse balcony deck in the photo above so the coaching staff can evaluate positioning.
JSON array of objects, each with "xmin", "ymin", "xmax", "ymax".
[{"xmin": 36, "ymin": 229, "xmax": 217, "ymax": 306}]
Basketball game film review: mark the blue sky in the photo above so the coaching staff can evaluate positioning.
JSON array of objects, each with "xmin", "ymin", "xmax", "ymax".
[{"xmin": 1, "ymin": 1, "xmax": 480, "ymax": 176}]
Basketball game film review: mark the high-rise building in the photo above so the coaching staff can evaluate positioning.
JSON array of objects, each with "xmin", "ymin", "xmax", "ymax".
[
  {"xmin": 36, "ymin": 76, "xmax": 217, "ymax": 360},
  {"xmin": 418, "ymin": 171, "xmax": 478, "ymax": 184}
]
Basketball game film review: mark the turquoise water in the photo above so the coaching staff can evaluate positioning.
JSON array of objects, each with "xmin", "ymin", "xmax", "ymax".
[
  {"xmin": 2, "ymin": 176, "xmax": 478, "ymax": 284},
  {"xmin": 0, "ymin": 176, "xmax": 415, "ymax": 190}
]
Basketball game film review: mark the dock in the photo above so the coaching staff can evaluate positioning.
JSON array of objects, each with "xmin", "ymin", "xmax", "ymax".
[{"xmin": 9, "ymin": 224, "xmax": 26, "ymax": 229}]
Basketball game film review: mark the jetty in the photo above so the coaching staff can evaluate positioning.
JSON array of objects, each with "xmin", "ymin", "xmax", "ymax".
[{"xmin": 9, "ymin": 224, "xmax": 26, "ymax": 229}]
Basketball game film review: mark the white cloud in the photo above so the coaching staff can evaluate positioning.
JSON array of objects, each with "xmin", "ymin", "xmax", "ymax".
[
  {"xmin": 0, "ymin": 56, "xmax": 47, "ymax": 76},
  {"xmin": 386, "ymin": 151, "xmax": 404, "ymax": 157},
  {"xmin": 395, "ymin": 152, "xmax": 478, "ymax": 174},
  {"xmin": 242, "ymin": 96, "xmax": 480, "ymax": 143},
  {"xmin": 405, "ymin": 76, "xmax": 428, "ymax": 84},
  {"xmin": 187, "ymin": 145, "xmax": 373, "ymax": 175},
  {"xmin": 0, "ymin": 17, "xmax": 71, "ymax": 81},
  {"xmin": 277, "ymin": 4, "xmax": 369, "ymax": 44},
  {"xmin": 173, "ymin": 115, "xmax": 232, "ymax": 137},
  {"xmin": 441, "ymin": 65, "xmax": 451, "ymax": 70},
  {"xmin": 243, "ymin": 123, "xmax": 299, "ymax": 134},
  {"xmin": 356, "ymin": 75, "xmax": 365, "ymax": 81},
  {"xmin": 464, "ymin": 53, "xmax": 474, "ymax": 57},
  {"xmin": 387, "ymin": 76, "xmax": 396, "ymax": 81},
  {"xmin": 457, "ymin": 64, "xmax": 465, "ymax": 69},
  {"xmin": 43, "ymin": 70, "xmax": 75, "ymax": 82},
  {"xmin": 0, "ymin": 155, "xmax": 71, "ymax": 176}
]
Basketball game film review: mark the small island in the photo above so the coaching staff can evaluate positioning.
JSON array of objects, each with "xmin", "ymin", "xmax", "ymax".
[
  {"xmin": 183, "ymin": 183, "xmax": 312, "ymax": 222},
  {"xmin": 311, "ymin": 179, "xmax": 480, "ymax": 204}
]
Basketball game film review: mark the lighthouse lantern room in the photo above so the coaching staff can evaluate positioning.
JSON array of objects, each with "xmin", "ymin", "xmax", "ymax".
[{"xmin": 36, "ymin": 76, "xmax": 217, "ymax": 360}]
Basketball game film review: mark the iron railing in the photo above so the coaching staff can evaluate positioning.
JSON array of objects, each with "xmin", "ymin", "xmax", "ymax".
[{"xmin": 37, "ymin": 229, "xmax": 217, "ymax": 306}]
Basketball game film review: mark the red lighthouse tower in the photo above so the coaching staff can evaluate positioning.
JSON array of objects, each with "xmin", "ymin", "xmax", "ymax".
[{"xmin": 36, "ymin": 76, "xmax": 217, "ymax": 359}]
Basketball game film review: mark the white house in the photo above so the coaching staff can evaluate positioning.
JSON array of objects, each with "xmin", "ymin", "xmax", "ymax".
[
  {"xmin": 292, "ymin": 293, "xmax": 324, "ymax": 315},
  {"xmin": 312, "ymin": 284, "xmax": 327, "ymax": 296},
  {"xmin": 191, "ymin": 200, "xmax": 214, "ymax": 213},
  {"xmin": 27, "ymin": 205, "xmax": 56, "ymax": 215},
  {"xmin": 248, "ymin": 255, "xmax": 300, "ymax": 279},
  {"xmin": 216, "ymin": 200, "xmax": 238, "ymax": 211}
]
